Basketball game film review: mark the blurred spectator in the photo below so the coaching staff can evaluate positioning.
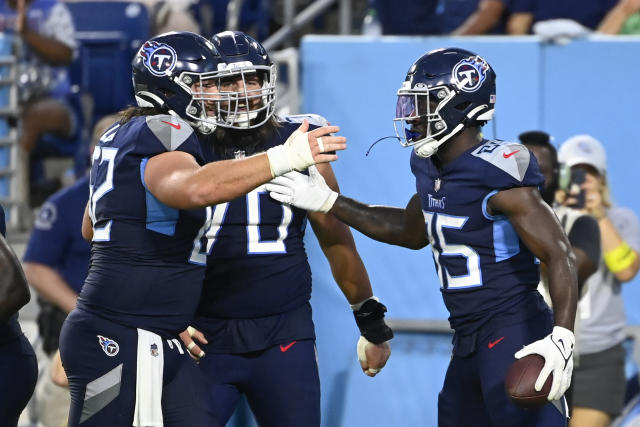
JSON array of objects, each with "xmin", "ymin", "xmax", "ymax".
[
  {"xmin": 451, "ymin": 0, "xmax": 529, "ymax": 35},
  {"xmin": 63, "ymin": 0, "xmax": 199, "ymax": 35},
  {"xmin": 507, "ymin": 0, "xmax": 619, "ymax": 34},
  {"xmin": 0, "ymin": 0, "xmax": 82, "ymax": 196},
  {"xmin": 21, "ymin": 114, "xmax": 115, "ymax": 427},
  {"xmin": 138, "ymin": 0, "xmax": 199, "ymax": 35},
  {"xmin": 368, "ymin": 0, "xmax": 439, "ymax": 35},
  {"xmin": 558, "ymin": 135, "xmax": 640, "ymax": 427},
  {"xmin": 599, "ymin": 0, "xmax": 640, "ymax": 34},
  {"xmin": 519, "ymin": 130, "xmax": 600, "ymax": 298}
]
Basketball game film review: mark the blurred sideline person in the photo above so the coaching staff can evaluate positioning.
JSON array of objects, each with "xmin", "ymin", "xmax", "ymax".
[
  {"xmin": 451, "ymin": 0, "xmax": 530, "ymax": 35},
  {"xmin": 0, "ymin": 204, "xmax": 38, "ymax": 427},
  {"xmin": 507, "ymin": 0, "xmax": 620, "ymax": 34},
  {"xmin": 558, "ymin": 135, "xmax": 640, "ymax": 427},
  {"xmin": 267, "ymin": 47, "xmax": 579, "ymax": 426},
  {"xmin": 59, "ymin": 31, "xmax": 344, "ymax": 426},
  {"xmin": 22, "ymin": 114, "xmax": 117, "ymax": 427},
  {"xmin": 518, "ymin": 130, "xmax": 600, "ymax": 299},
  {"xmin": 599, "ymin": 0, "xmax": 640, "ymax": 34},
  {"xmin": 0, "ymin": 0, "xmax": 83, "ymax": 199},
  {"xmin": 179, "ymin": 31, "xmax": 392, "ymax": 427}
]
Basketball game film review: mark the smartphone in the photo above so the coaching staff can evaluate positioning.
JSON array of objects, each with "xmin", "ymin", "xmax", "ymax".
[{"xmin": 567, "ymin": 168, "xmax": 586, "ymax": 209}]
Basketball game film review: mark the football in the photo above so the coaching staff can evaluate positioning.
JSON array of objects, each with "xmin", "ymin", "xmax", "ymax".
[{"xmin": 504, "ymin": 354, "xmax": 552, "ymax": 407}]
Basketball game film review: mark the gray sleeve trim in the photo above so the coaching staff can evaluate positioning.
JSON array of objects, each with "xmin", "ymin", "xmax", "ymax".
[{"xmin": 145, "ymin": 115, "xmax": 195, "ymax": 151}]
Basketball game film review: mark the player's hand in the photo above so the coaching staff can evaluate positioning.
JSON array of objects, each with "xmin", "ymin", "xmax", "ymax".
[
  {"xmin": 357, "ymin": 336, "xmax": 391, "ymax": 377},
  {"xmin": 266, "ymin": 166, "xmax": 338, "ymax": 213},
  {"xmin": 179, "ymin": 326, "xmax": 207, "ymax": 360},
  {"xmin": 265, "ymin": 119, "xmax": 346, "ymax": 177},
  {"xmin": 514, "ymin": 326, "xmax": 575, "ymax": 401}
]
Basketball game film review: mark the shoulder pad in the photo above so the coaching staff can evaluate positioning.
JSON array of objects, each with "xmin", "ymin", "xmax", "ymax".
[
  {"xmin": 471, "ymin": 140, "xmax": 531, "ymax": 182},
  {"xmin": 281, "ymin": 113, "xmax": 329, "ymax": 127},
  {"xmin": 144, "ymin": 115, "xmax": 195, "ymax": 151}
]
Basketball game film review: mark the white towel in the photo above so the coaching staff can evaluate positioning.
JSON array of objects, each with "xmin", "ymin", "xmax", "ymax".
[{"xmin": 133, "ymin": 328, "xmax": 164, "ymax": 426}]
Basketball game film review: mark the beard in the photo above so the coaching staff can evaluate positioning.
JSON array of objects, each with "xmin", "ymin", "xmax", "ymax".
[{"xmin": 208, "ymin": 115, "xmax": 279, "ymax": 160}]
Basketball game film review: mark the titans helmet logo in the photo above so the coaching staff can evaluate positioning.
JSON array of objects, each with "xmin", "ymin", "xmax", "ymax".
[
  {"xmin": 452, "ymin": 56, "xmax": 489, "ymax": 93},
  {"xmin": 139, "ymin": 41, "xmax": 177, "ymax": 77},
  {"xmin": 97, "ymin": 335, "xmax": 120, "ymax": 357}
]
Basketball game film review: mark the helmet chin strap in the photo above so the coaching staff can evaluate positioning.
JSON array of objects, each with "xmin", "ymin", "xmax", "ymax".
[{"xmin": 414, "ymin": 123, "xmax": 464, "ymax": 158}]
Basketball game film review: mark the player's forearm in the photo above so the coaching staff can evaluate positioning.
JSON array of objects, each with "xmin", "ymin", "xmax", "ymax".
[
  {"xmin": 546, "ymin": 255, "xmax": 578, "ymax": 331},
  {"xmin": 179, "ymin": 155, "xmax": 273, "ymax": 208},
  {"xmin": 330, "ymin": 196, "xmax": 424, "ymax": 249},
  {"xmin": 23, "ymin": 263, "xmax": 78, "ymax": 313},
  {"xmin": 22, "ymin": 29, "xmax": 73, "ymax": 65},
  {"xmin": 310, "ymin": 214, "xmax": 374, "ymax": 303},
  {"xmin": 326, "ymin": 247, "xmax": 373, "ymax": 303}
]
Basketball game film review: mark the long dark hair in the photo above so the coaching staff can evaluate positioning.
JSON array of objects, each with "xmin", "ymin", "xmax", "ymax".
[{"xmin": 118, "ymin": 106, "xmax": 167, "ymax": 125}]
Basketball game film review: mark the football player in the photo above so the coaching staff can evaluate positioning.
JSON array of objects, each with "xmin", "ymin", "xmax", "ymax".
[
  {"xmin": 179, "ymin": 31, "xmax": 393, "ymax": 427},
  {"xmin": 267, "ymin": 48, "xmax": 578, "ymax": 426},
  {"xmin": 58, "ymin": 31, "xmax": 345, "ymax": 427},
  {"xmin": 0, "ymin": 205, "xmax": 38, "ymax": 427}
]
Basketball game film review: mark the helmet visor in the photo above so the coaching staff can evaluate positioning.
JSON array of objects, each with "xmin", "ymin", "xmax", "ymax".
[
  {"xmin": 393, "ymin": 86, "xmax": 453, "ymax": 148},
  {"xmin": 395, "ymin": 95, "xmax": 416, "ymax": 119}
]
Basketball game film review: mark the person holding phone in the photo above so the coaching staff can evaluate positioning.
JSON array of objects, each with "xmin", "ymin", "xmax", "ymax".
[{"xmin": 557, "ymin": 134, "xmax": 640, "ymax": 427}]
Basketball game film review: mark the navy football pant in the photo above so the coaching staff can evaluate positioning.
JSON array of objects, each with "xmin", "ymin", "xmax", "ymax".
[
  {"xmin": 0, "ymin": 335, "xmax": 37, "ymax": 426},
  {"xmin": 438, "ymin": 311, "xmax": 568, "ymax": 427},
  {"xmin": 60, "ymin": 309, "xmax": 218, "ymax": 426},
  {"xmin": 198, "ymin": 339, "xmax": 321, "ymax": 427}
]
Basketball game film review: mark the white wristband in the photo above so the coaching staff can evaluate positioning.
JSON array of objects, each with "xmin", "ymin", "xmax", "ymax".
[
  {"xmin": 350, "ymin": 296, "xmax": 379, "ymax": 312},
  {"xmin": 319, "ymin": 191, "xmax": 339, "ymax": 213}
]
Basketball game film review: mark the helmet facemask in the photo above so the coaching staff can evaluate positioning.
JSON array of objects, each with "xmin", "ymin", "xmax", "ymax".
[
  {"xmin": 176, "ymin": 71, "xmax": 224, "ymax": 134},
  {"xmin": 207, "ymin": 64, "xmax": 277, "ymax": 129},
  {"xmin": 394, "ymin": 84, "xmax": 459, "ymax": 158}
]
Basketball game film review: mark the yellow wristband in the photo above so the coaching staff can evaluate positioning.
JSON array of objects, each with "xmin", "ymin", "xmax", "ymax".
[{"xmin": 604, "ymin": 242, "xmax": 638, "ymax": 273}]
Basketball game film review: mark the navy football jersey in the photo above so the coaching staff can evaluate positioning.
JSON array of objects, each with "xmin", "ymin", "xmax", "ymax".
[
  {"xmin": 0, "ymin": 204, "xmax": 4, "ymax": 237},
  {"xmin": 412, "ymin": 139, "xmax": 545, "ymax": 334},
  {"xmin": 194, "ymin": 115, "xmax": 326, "ymax": 352},
  {"xmin": 78, "ymin": 115, "xmax": 211, "ymax": 336},
  {"xmin": 0, "ymin": 204, "xmax": 22, "ymax": 343}
]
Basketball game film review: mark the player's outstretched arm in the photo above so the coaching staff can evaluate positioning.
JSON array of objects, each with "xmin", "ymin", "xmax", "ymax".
[
  {"xmin": 267, "ymin": 170, "xmax": 428, "ymax": 249},
  {"xmin": 489, "ymin": 186, "xmax": 578, "ymax": 401},
  {"xmin": 145, "ymin": 120, "xmax": 346, "ymax": 210},
  {"xmin": 307, "ymin": 163, "xmax": 392, "ymax": 377},
  {"xmin": 0, "ymin": 234, "xmax": 30, "ymax": 325}
]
